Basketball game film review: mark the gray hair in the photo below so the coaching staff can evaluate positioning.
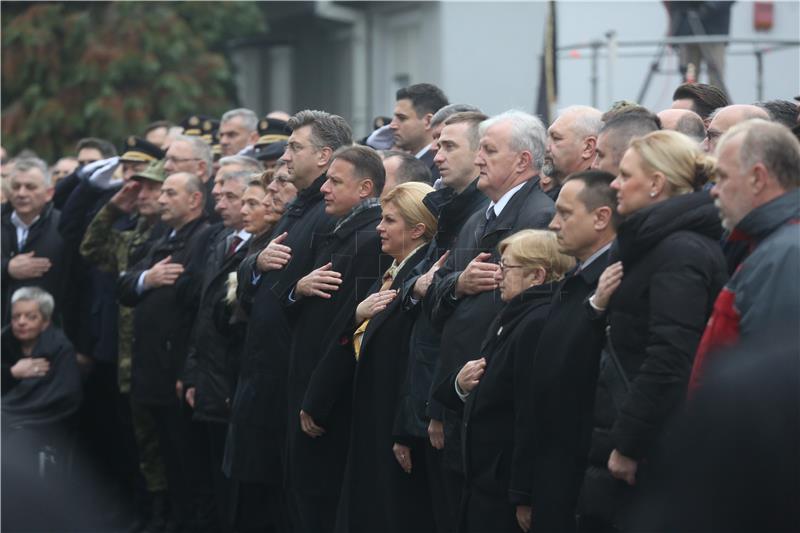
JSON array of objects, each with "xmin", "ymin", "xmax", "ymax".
[
  {"xmin": 221, "ymin": 108, "xmax": 259, "ymax": 132},
  {"xmin": 171, "ymin": 135, "xmax": 212, "ymax": 179},
  {"xmin": 557, "ymin": 105, "xmax": 603, "ymax": 138},
  {"xmin": 219, "ymin": 154, "xmax": 263, "ymax": 174},
  {"xmin": 480, "ymin": 110, "xmax": 547, "ymax": 171},
  {"xmin": 219, "ymin": 169, "xmax": 259, "ymax": 188},
  {"xmin": 11, "ymin": 286, "xmax": 55, "ymax": 322},
  {"xmin": 720, "ymin": 118, "xmax": 800, "ymax": 190},
  {"xmin": 430, "ymin": 103, "xmax": 482, "ymax": 129},
  {"xmin": 287, "ymin": 110, "xmax": 353, "ymax": 152},
  {"xmin": 11, "ymin": 156, "xmax": 51, "ymax": 186}
]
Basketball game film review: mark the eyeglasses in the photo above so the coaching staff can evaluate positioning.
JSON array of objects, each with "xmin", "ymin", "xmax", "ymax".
[
  {"xmin": 165, "ymin": 156, "xmax": 201, "ymax": 164},
  {"xmin": 499, "ymin": 260, "xmax": 524, "ymax": 274}
]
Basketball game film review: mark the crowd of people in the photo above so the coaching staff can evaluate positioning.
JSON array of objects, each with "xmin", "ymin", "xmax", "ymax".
[{"xmin": 1, "ymin": 80, "xmax": 799, "ymax": 533}]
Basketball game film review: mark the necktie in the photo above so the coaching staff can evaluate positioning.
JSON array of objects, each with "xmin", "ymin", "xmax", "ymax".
[
  {"xmin": 352, "ymin": 270, "xmax": 395, "ymax": 360},
  {"xmin": 226, "ymin": 235, "xmax": 243, "ymax": 257}
]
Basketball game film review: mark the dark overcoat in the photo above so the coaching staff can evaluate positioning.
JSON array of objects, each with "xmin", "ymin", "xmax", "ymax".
[
  {"xmin": 508, "ymin": 250, "xmax": 610, "ymax": 532},
  {"xmin": 223, "ymin": 175, "xmax": 334, "ymax": 484},
  {"xmin": 334, "ymin": 245, "xmax": 434, "ymax": 533},
  {"xmin": 579, "ymin": 191, "xmax": 727, "ymax": 527},
  {"xmin": 285, "ymin": 204, "xmax": 384, "ymax": 533},
  {"xmin": 425, "ymin": 177, "xmax": 554, "ymax": 474},
  {"xmin": 436, "ymin": 285, "xmax": 554, "ymax": 533},
  {"xmin": 183, "ymin": 229, "xmax": 251, "ymax": 423},
  {"xmin": 117, "ymin": 216, "xmax": 212, "ymax": 406},
  {"xmin": 1, "ymin": 204, "xmax": 67, "ymax": 326}
]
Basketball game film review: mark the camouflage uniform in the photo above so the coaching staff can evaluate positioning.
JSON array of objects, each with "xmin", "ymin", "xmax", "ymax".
[{"xmin": 81, "ymin": 203, "xmax": 167, "ymax": 492}]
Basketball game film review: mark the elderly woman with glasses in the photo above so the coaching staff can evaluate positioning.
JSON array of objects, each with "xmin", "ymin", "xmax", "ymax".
[{"xmin": 436, "ymin": 229, "xmax": 574, "ymax": 533}]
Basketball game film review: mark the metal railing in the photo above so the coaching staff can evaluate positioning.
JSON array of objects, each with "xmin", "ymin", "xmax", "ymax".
[{"xmin": 556, "ymin": 34, "xmax": 800, "ymax": 107}]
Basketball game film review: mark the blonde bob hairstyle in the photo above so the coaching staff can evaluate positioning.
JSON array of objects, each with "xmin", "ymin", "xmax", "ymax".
[
  {"xmin": 627, "ymin": 129, "xmax": 715, "ymax": 195},
  {"xmin": 380, "ymin": 182, "xmax": 438, "ymax": 241},
  {"xmin": 498, "ymin": 229, "xmax": 575, "ymax": 284}
]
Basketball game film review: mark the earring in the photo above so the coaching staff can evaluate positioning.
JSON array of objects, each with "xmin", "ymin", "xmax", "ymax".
[{"xmin": 650, "ymin": 191, "xmax": 657, "ymax": 198}]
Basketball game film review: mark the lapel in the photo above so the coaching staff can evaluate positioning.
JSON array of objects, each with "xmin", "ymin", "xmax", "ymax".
[
  {"xmin": 474, "ymin": 178, "xmax": 538, "ymax": 254},
  {"xmin": 18, "ymin": 204, "xmax": 54, "ymax": 253}
]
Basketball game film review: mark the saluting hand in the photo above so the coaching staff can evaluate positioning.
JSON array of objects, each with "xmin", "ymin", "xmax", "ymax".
[
  {"xmin": 355, "ymin": 290, "xmax": 397, "ymax": 322},
  {"xmin": 413, "ymin": 250, "xmax": 449, "ymax": 300},
  {"xmin": 10, "ymin": 357, "xmax": 50, "ymax": 379},
  {"xmin": 456, "ymin": 357, "xmax": 487, "ymax": 394},
  {"xmin": 109, "ymin": 180, "xmax": 141, "ymax": 214},
  {"xmin": 455, "ymin": 253, "xmax": 499, "ymax": 298},
  {"xmin": 8, "ymin": 252, "xmax": 52, "ymax": 280},
  {"xmin": 143, "ymin": 255, "xmax": 184, "ymax": 290},
  {"xmin": 296, "ymin": 263, "xmax": 342, "ymax": 299},
  {"xmin": 257, "ymin": 232, "xmax": 292, "ymax": 272},
  {"xmin": 593, "ymin": 261, "xmax": 624, "ymax": 310}
]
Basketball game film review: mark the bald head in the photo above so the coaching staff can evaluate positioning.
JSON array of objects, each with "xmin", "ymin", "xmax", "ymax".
[
  {"xmin": 658, "ymin": 108, "xmax": 706, "ymax": 142},
  {"xmin": 544, "ymin": 105, "xmax": 603, "ymax": 184},
  {"xmin": 705, "ymin": 105, "xmax": 770, "ymax": 153}
]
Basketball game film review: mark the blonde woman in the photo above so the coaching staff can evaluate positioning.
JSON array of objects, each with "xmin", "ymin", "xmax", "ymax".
[
  {"xmin": 335, "ymin": 182, "xmax": 439, "ymax": 533},
  {"xmin": 578, "ymin": 130, "xmax": 728, "ymax": 530}
]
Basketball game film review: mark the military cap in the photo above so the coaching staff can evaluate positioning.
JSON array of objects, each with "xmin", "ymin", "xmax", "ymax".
[
  {"xmin": 211, "ymin": 130, "xmax": 222, "ymax": 161},
  {"xmin": 255, "ymin": 118, "xmax": 291, "ymax": 147},
  {"xmin": 254, "ymin": 140, "xmax": 287, "ymax": 162},
  {"xmin": 201, "ymin": 118, "xmax": 220, "ymax": 145},
  {"xmin": 120, "ymin": 136, "xmax": 165, "ymax": 163},
  {"xmin": 131, "ymin": 159, "xmax": 167, "ymax": 183},
  {"xmin": 180, "ymin": 114, "xmax": 215, "ymax": 136},
  {"xmin": 253, "ymin": 118, "xmax": 291, "ymax": 162}
]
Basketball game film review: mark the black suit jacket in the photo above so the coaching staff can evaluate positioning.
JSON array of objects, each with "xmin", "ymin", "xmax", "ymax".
[
  {"xmin": 117, "ymin": 216, "xmax": 212, "ymax": 405},
  {"xmin": 425, "ymin": 177, "xmax": 555, "ymax": 473}
]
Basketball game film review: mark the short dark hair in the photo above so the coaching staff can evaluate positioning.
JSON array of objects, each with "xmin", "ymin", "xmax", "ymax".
[
  {"xmin": 383, "ymin": 151, "xmax": 432, "ymax": 185},
  {"xmin": 331, "ymin": 145, "xmax": 386, "ymax": 196},
  {"xmin": 599, "ymin": 113, "xmax": 661, "ymax": 172},
  {"xmin": 672, "ymin": 83, "xmax": 730, "ymax": 120},
  {"xmin": 288, "ymin": 110, "xmax": 353, "ymax": 152},
  {"xmin": 675, "ymin": 113, "xmax": 707, "ymax": 142},
  {"xmin": 430, "ymin": 103, "xmax": 482, "ymax": 128},
  {"xmin": 76, "ymin": 137, "xmax": 117, "ymax": 158},
  {"xmin": 564, "ymin": 170, "xmax": 623, "ymax": 229},
  {"xmin": 602, "ymin": 103, "xmax": 662, "ymax": 128},
  {"xmin": 756, "ymin": 99, "xmax": 799, "ymax": 130},
  {"xmin": 396, "ymin": 83, "xmax": 450, "ymax": 118},
  {"xmin": 444, "ymin": 111, "xmax": 490, "ymax": 149}
]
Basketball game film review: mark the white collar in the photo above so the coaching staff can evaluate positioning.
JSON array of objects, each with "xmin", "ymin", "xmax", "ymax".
[
  {"xmin": 10, "ymin": 211, "xmax": 39, "ymax": 229},
  {"xmin": 580, "ymin": 241, "xmax": 613, "ymax": 271},
  {"xmin": 486, "ymin": 181, "xmax": 527, "ymax": 219},
  {"xmin": 235, "ymin": 229, "xmax": 252, "ymax": 242},
  {"xmin": 415, "ymin": 144, "xmax": 431, "ymax": 159}
]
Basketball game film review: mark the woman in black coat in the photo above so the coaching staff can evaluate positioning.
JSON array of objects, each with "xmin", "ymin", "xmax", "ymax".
[
  {"xmin": 334, "ymin": 182, "xmax": 438, "ymax": 533},
  {"xmin": 436, "ymin": 229, "xmax": 575, "ymax": 533},
  {"xmin": 2, "ymin": 287, "xmax": 82, "ymax": 456},
  {"xmin": 579, "ymin": 130, "xmax": 728, "ymax": 529}
]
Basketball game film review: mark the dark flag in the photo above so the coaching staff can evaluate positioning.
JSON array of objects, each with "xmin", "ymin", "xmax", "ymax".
[{"xmin": 535, "ymin": 0, "xmax": 558, "ymax": 125}]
